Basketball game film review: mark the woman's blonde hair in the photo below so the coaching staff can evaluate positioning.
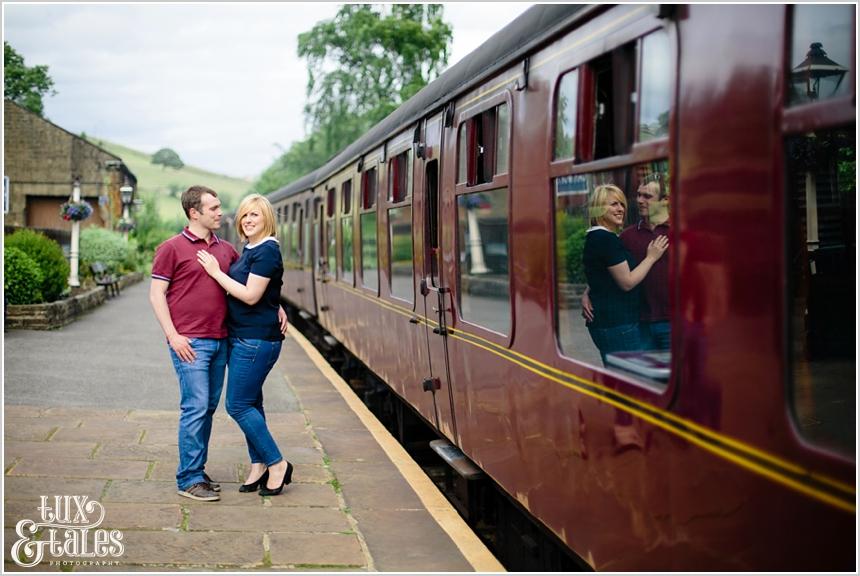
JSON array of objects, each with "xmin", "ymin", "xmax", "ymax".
[
  {"xmin": 235, "ymin": 194, "xmax": 277, "ymax": 241},
  {"xmin": 587, "ymin": 184, "xmax": 627, "ymax": 228}
]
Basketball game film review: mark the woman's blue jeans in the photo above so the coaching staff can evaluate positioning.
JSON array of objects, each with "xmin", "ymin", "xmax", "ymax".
[
  {"xmin": 587, "ymin": 322, "xmax": 643, "ymax": 366},
  {"xmin": 168, "ymin": 338, "xmax": 227, "ymax": 491},
  {"xmin": 226, "ymin": 337, "xmax": 283, "ymax": 466}
]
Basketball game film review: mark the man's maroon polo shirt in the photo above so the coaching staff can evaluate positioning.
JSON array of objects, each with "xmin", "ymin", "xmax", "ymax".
[
  {"xmin": 151, "ymin": 228, "xmax": 239, "ymax": 338},
  {"xmin": 619, "ymin": 220, "xmax": 670, "ymax": 323}
]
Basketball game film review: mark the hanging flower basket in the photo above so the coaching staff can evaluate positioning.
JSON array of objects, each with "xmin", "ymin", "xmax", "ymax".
[{"xmin": 60, "ymin": 200, "xmax": 93, "ymax": 222}]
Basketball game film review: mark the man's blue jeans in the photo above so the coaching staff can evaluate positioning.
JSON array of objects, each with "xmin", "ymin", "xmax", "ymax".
[
  {"xmin": 642, "ymin": 321, "xmax": 671, "ymax": 351},
  {"xmin": 226, "ymin": 337, "xmax": 283, "ymax": 466},
  {"xmin": 168, "ymin": 338, "xmax": 227, "ymax": 490}
]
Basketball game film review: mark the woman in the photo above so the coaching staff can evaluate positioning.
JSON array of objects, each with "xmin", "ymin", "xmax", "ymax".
[
  {"xmin": 197, "ymin": 193, "xmax": 293, "ymax": 496},
  {"xmin": 583, "ymin": 184, "xmax": 668, "ymax": 365}
]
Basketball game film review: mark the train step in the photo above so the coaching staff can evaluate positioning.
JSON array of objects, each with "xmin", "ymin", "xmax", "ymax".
[{"xmin": 429, "ymin": 439, "xmax": 484, "ymax": 480}]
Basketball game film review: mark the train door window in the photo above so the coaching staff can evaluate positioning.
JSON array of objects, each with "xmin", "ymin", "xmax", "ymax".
[
  {"xmin": 786, "ymin": 127, "xmax": 855, "ymax": 456},
  {"xmin": 389, "ymin": 149, "xmax": 413, "ymax": 203},
  {"xmin": 389, "ymin": 205, "xmax": 413, "ymax": 303},
  {"xmin": 787, "ymin": 5, "xmax": 853, "ymax": 108},
  {"xmin": 340, "ymin": 179, "xmax": 354, "ymax": 285},
  {"xmin": 303, "ymin": 206, "xmax": 312, "ymax": 267},
  {"xmin": 425, "ymin": 160, "xmax": 440, "ymax": 281},
  {"xmin": 553, "ymin": 161, "xmax": 671, "ymax": 390},
  {"xmin": 590, "ymin": 44, "xmax": 636, "ymax": 160},
  {"xmin": 326, "ymin": 188, "xmax": 336, "ymax": 276},
  {"xmin": 456, "ymin": 188, "xmax": 510, "ymax": 335},
  {"xmin": 554, "ymin": 69, "xmax": 579, "ymax": 160},
  {"xmin": 313, "ymin": 196, "xmax": 322, "ymax": 271},
  {"xmin": 638, "ymin": 29, "xmax": 672, "ymax": 142}
]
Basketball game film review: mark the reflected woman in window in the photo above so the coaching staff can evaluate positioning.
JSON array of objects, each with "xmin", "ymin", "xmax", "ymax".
[
  {"xmin": 583, "ymin": 185, "xmax": 668, "ymax": 365},
  {"xmin": 197, "ymin": 194, "xmax": 293, "ymax": 496}
]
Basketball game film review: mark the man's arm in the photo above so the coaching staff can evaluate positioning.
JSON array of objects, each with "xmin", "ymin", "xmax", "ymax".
[{"xmin": 149, "ymin": 279, "xmax": 196, "ymax": 362}]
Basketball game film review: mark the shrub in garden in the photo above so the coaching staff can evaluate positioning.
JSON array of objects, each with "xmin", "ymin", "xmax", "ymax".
[
  {"xmin": 4, "ymin": 229, "xmax": 70, "ymax": 302},
  {"xmin": 4, "ymin": 246, "xmax": 44, "ymax": 305},
  {"xmin": 80, "ymin": 227, "xmax": 131, "ymax": 274}
]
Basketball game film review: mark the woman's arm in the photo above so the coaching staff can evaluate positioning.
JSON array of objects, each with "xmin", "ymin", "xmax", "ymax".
[
  {"xmin": 607, "ymin": 235, "xmax": 669, "ymax": 292},
  {"xmin": 197, "ymin": 250, "xmax": 270, "ymax": 306}
]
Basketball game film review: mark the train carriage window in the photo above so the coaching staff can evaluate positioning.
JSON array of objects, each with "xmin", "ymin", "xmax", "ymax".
[
  {"xmin": 591, "ymin": 43, "xmax": 636, "ymax": 160},
  {"xmin": 362, "ymin": 167, "xmax": 377, "ymax": 209},
  {"xmin": 360, "ymin": 167, "xmax": 379, "ymax": 292},
  {"xmin": 456, "ymin": 188, "xmax": 510, "ymax": 335},
  {"xmin": 554, "ymin": 69, "xmax": 579, "ymax": 160},
  {"xmin": 389, "ymin": 206, "xmax": 413, "ymax": 302},
  {"xmin": 786, "ymin": 127, "xmax": 855, "ymax": 456},
  {"xmin": 340, "ymin": 179, "xmax": 354, "ymax": 284},
  {"xmin": 638, "ymin": 29, "xmax": 672, "ymax": 142},
  {"xmin": 458, "ymin": 103, "xmax": 510, "ymax": 186},
  {"xmin": 389, "ymin": 149, "xmax": 413, "ymax": 203},
  {"xmin": 457, "ymin": 123, "xmax": 467, "ymax": 183},
  {"xmin": 361, "ymin": 211, "xmax": 378, "ymax": 292},
  {"xmin": 326, "ymin": 188, "xmax": 336, "ymax": 276},
  {"xmin": 496, "ymin": 104, "xmax": 510, "ymax": 175},
  {"xmin": 554, "ymin": 161, "xmax": 671, "ymax": 388},
  {"xmin": 292, "ymin": 206, "xmax": 302, "ymax": 264},
  {"xmin": 787, "ymin": 5, "xmax": 853, "ymax": 108}
]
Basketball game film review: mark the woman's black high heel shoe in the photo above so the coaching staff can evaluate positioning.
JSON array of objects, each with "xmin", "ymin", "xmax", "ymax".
[
  {"xmin": 259, "ymin": 461, "xmax": 293, "ymax": 496},
  {"xmin": 239, "ymin": 469, "xmax": 269, "ymax": 493}
]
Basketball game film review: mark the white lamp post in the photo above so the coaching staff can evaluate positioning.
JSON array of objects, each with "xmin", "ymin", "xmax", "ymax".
[
  {"xmin": 120, "ymin": 184, "xmax": 134, "ymax": 240},
  {"xmin": 68, "ymin": 177, "xmax": 81, "ymax": 288}
]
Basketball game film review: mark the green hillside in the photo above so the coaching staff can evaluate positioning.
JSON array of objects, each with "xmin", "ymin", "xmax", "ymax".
[{"xmin": 85, "ymin": 137, "xmax": 253, "ymax": 222}]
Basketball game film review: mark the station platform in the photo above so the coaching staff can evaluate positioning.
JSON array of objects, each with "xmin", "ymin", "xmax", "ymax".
[{"xmin": 3, "ymin": 280, "xmax": 503, "ymax": 572}]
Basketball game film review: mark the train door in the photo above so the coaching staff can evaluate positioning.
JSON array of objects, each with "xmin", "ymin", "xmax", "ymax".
[{"xmin": 417, "ymin": 111, "xmax": 458, "ymax": 441}]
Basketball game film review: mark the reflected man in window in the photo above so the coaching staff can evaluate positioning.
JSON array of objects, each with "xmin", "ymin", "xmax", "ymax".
[{"xmin": 583, "ymin": 175, "xmax": 671, "ymax": 351}]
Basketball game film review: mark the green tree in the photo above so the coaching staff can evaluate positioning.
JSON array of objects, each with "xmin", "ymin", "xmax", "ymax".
[
  {"xmin": 254, "ymin": 5, "xmax": 452, "ymax": 195},
  {"xmin": 4, "ymin": 42, "xmax": 56, "ymax": 116},
  {"xmin": 151, "ymin": 148, "xmax": 185, "ymax": 170}
]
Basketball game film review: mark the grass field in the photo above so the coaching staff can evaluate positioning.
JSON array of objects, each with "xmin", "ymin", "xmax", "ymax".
[{"xmin": 86, "ymin": 137, "xmax": 254, "ymax": 221}]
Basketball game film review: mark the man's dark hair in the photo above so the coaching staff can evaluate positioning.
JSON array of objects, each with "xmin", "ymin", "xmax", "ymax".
[{"xmin": 181, "ymin": 186, "xmax": 218, "ymax": 218}]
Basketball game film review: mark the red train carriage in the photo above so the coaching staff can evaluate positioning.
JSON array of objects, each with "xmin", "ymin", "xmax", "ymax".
[{"xmin": 258, "ymin": 4, "xmax": 855, "ymax": 570}]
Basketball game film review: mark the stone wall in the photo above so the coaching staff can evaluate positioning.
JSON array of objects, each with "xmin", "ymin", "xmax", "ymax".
[
  {"xmin": 4, "ymin": 272, "xmax": 144, "ymax": 330},
  {"xmin": 3, "ymin": 100, "xmax": 127, "ymax": 230}
]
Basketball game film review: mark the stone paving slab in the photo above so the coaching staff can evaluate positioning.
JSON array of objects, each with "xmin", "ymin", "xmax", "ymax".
[{"xmin": 3, "ymin": 282, "xmax": 487, "ymax": 572}]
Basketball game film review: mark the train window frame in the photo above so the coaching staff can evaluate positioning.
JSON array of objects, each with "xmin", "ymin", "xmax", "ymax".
[
  {"xmin": 453, "ymin": 91, "xmax": 515, "ymax": 346},
  {"xmin": 548, "ymin": 22, "xmax": 679, "ymax": 401},
  {"xmin": 388, "ymin": 148, "xmax": 413, "ymax": 204}
]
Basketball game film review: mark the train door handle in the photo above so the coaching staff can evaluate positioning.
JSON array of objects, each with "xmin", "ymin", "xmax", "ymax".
[
  {"xmin": 297, "ymin": 287, "xmax": 304, "ymax": 293},
  {"xmin": 409, "ymin": 316, "xmax": 420, "ymax": 324}
]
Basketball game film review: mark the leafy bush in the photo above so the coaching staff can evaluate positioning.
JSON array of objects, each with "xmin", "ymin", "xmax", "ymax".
[
  {"xmin": 4, "ymin": 246, "xmax": 44, "ymax": 304},
  {"xmin": 80, "ymin": 227, "xmax": 131, "ymax": 274},
  {"xmin": 5, "ymin": 229, "xmax": 69, "ymax": 301}
]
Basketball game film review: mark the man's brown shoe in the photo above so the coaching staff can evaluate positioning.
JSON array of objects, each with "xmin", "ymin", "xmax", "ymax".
[
  {"xmin": 203, "ymin": 473, "xmax": 221, "ymax": 492},
  {"xmin": 178, "ymin": 482, "xmax": 220, "ymax": 501}
]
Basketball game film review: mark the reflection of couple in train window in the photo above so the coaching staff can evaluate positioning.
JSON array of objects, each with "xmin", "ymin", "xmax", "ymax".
[{"xmin": 581, "ymin": 178, "xmax": 670, "ymax": 366}]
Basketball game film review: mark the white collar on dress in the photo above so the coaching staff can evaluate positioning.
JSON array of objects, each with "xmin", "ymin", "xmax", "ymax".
[
  {"xmin": 586, "ymin": 225, "xmax": 614, "ymax": 234},
  {"xmin": 245, "ymin": 236, "xmax": 278, "ymax": 249}
]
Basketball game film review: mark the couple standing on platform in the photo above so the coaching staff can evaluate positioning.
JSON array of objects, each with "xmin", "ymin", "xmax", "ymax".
[{"xmin": 149, "ymin": 185, "xmax": 292, "ymax": 502}]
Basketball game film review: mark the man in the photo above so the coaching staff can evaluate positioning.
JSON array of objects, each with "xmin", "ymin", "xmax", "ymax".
[
  {"xmin": 149, "ymin": 185, "xmax": 286, "ymax": 502},
  {"xmin": 583, "ymin": 175, "xmax": 670, "ymax": 350}
]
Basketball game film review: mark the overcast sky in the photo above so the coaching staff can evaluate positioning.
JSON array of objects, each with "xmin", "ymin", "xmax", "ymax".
[{"xmin": 3, "ymin": 3, "xmax": 533, "ymax": 180}]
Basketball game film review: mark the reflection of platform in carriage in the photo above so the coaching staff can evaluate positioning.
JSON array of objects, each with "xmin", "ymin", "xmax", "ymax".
[{"xmin": 605, "ymin": 350, "xmax": 671, "ymax": 382}]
